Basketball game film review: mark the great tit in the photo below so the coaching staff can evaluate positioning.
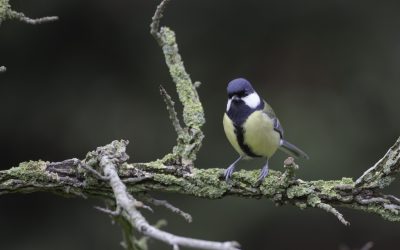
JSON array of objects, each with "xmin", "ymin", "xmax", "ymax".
[{"xmin": 223, "ymin": 78, "xmax": 309, "ymax": 183}]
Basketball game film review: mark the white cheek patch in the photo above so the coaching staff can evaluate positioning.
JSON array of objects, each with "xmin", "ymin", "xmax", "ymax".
[
  {"xmin": 226, "ymin": 99, "xmax": 232, "ymax": 111},
  {"xmin": 242, "ymin": 92, "xmax": 261, "ymax": 109}
]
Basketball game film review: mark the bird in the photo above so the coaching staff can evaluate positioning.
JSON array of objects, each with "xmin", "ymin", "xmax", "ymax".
[{"xmin": 223, "ymin": 78, "xmax": 309, "ymax": 184}]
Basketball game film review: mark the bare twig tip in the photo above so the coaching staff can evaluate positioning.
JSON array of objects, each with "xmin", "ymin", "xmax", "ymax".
[{"xmin": 9, "ymin": 10, "xmax": 58, "ymax": 25}]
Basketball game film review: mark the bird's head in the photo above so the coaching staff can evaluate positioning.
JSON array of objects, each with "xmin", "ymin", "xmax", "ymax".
[{"xmin": 226, "ymin": 78, "xmax": 261, "ymax": 111}]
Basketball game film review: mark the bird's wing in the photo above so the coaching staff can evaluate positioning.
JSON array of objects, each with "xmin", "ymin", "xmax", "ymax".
[{"xmin": 263, "ymin": 100, "xmax": 284, "ymax": 138}]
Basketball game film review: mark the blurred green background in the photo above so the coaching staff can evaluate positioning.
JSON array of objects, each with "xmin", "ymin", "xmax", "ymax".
[{"xmin": 1, "ymin": 0, "xmax": 400, "ymax": 249}]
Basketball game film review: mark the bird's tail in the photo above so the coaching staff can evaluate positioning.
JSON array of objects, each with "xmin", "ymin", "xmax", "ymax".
[{"xmin": 279, "ymin": 139, "xmax": 309, "ymax": 159}]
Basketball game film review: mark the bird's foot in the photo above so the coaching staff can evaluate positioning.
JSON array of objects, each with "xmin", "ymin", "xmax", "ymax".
[
  {"xmin": 222, "ymin": 156, "xmax": 243, "ymax": 182},
  {"xmin": 255, "ymin": 161, "xmax": 269, "ymax": 186},
  {"xmin": 223, "ymin": 165, "xmax": 236, "ymax": 182}
]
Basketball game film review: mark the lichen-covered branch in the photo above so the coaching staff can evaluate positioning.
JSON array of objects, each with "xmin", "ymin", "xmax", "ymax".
[
  {"xmin": 356, "ymin": 138, "xmax": 400, "ymax": 188},
  {"xmin": 0, "ymin": 0, "xmax": 57, "ymax": 25},
  {"xmin": 1, "ymin": 137, "xmax": 400, "ymax": 226},
  {"xmin": 0, "ymin": 0, "xmax": 58, "ymax": 72},
  {"xmin": 151, "ymin": 0, "xmax": 205, "ymax": 165},
  {"xmin": 84, "ymin": 140, "xmax": 240, "ymax": 250}
]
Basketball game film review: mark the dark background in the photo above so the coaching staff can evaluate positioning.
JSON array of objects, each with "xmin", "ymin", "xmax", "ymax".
[{"xmin": 1, "ymin": 0, "xmax": 400, "ymax": 249}]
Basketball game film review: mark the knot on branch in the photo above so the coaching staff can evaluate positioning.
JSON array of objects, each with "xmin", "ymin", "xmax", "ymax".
[
  {"xmin": 85, "ymin": 140, "xmax": 129, "ymax": 169},
  {"xmin": 80, "ymin": 140, "xmax": 130, "ymax": 182},
  {"xmin": 282, "ymin": 157, "xmax": 299, "ymax": 181}
]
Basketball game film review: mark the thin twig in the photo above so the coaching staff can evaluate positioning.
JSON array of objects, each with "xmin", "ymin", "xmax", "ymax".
[
  {"xmin": 95, "ymin": 205, "xmax": 122, "ymax": 216},
  {"xmin": 8, "ymin": 10, "xmax": 58, "ymax": 25},
  {"xmin": 317, "ymin": 203, "xmax": 350, "ymax": 226},
  {"xmin": 80, "ymin": 163, "xmax": 109, "ymax": 181},
  {"xmin": 160, "ymin": 85, "xmax": 183, "ymax": 136},
  {"xmin": 150, "ymin": 0, "xmax": 171, "ymax": 44},
  {"xmin": 142, "ymin": 195, "xmax": 192, "ymax": 223},
  {"xmin": 355, "ymin": 196, "xmax": 389, "ymax": 205}
]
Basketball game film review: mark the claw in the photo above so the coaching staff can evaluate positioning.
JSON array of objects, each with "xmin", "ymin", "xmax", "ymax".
[
  {"xmin": 255, "ymin": 158, "xmax": 269, "ymax": 186},
  {"xmin": 223, "ymin": 156, "xmax": 243, "ymax": 181},
  {"xmin": 224, "ymin": 165, "xmax": 236, "ymax": 181}
]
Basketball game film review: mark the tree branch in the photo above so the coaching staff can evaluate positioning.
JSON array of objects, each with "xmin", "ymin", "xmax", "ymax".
[
  {"xmin": 88, "ymin": 140, "xmax": 240, "ymax": 250},
  {"xmin": 356, "ymin": 138, "xmax": 400, "ymax": 188},
  {"xmin": 0, "ymin": 0, "xmax": 58, "ymax": 72},
  {"xmin": 1, "ymin": 137, "xmax": 400, "ymax": 224},
  {"xmin": 6, "ymin": 10, "xmax": 58, "ymax": 25},
  {"xmin": 2, "ymin": 0, "xmax": 400, "ymax": 249},
  {"xmin": 151, "ymin": 0, "xmax": 205, "ymax": 165}
]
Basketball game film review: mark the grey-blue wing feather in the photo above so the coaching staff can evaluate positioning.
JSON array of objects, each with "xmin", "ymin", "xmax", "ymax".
[
  {"xmin": 262, "ymin": 101, "xmax": 309, "ymax": 159},
  {"xmin": 262, "ymin": 100, "xmax": 284, "ymax": 138},
  {"xmin": 273, "ymin": 118, "xmax": 284, "ymax": 138}
]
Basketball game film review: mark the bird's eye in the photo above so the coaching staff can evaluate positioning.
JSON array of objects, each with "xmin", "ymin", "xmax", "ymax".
[{"xmin": 237, "ymin": 91, "xmax": 246, "ymax": 98}]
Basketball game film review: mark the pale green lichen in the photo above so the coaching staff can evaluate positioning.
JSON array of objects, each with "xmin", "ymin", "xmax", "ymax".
[
  {"xmin": 313, "ymin": 180, "xmax": 340, "ymax": 198},
  {"xmin": 377, "ymin": 176, "xmax": 395, "ymax": 189},
  {"xmin": 340, "ymin": 177, "xmax": 354, "ymax": 184},
  {"xmin": 6, "ymin": 160, "xmax": 59, "ymax": 182},
  {"xmin": 0, "ymin": 0, "xmax": 11, "ymax": 24},
  {"xmin": 295, "ymin": 201, "xmax": 308, "ymax": 209},
  {"xmin": 158, "ymin": 26, "xmax": 205, "ymax": 162},
  {"xmin": 307, "ymin": 194, "xmax": 321, "ymax": 207},
  {"xmin": 287, "ymin": 185, "xmax": 313, "ymax": 199},
  {"xmin": 152, "ymin": 169, "xmax": 226, "ymax": 198},
  {"xmin": 347, "ymin": 204, "xmax": 400, "ymax": 222},
  {"xmin": 259, "ymin": 171, "xmax": 286, "ymax": 196},
  {"xmin": 189, "ymin": 168, "xmax": 227, "ymax": 198},
  {"xmin": 160, "ymin": 27, "xmax": 205, "ymax": 130}
]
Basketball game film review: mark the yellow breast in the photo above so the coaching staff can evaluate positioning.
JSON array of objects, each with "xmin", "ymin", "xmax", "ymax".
[
  {"xmin": 223, "ymin": 111, "xmax": 280, "ymax": 158},
  {"xmin": 242, "ymin": 111, "xmax": 280, "ymax": 158},
  {"xmin": 223, "ymin": 113, "xmax": 245, "ymax": 156}
]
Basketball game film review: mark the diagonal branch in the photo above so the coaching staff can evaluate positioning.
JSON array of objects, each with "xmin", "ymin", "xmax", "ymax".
[
  {"xmin": 160, "ymin": 85, "xmax": 184, "ymax": 137},
  {"xmin": 356, "ymin": 137, "xmax": 400, "ymax": 188},
  {"xmin": 90, "ymin": 140, "xmax": 240, "ymax": 250}
]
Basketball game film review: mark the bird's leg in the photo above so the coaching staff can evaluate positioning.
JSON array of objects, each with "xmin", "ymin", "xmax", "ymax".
[
  {"xmin": 256, "ymin": 158, "xmax": 269, "ymax": 185},
  {"xmin": 224, "ymin": 155, "xmax": 243, "ymax": 181}
]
